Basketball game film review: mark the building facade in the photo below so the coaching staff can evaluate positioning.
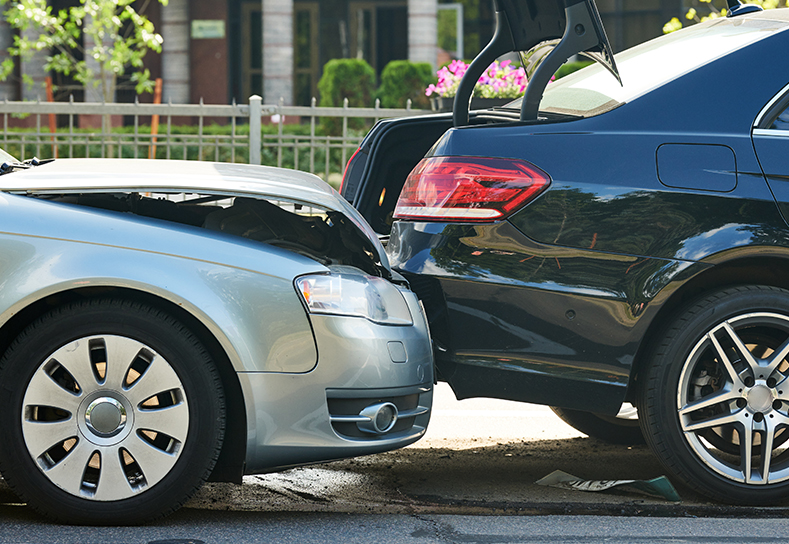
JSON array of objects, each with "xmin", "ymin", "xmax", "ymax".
[{"xmin": 0, "ymin": 0, "xmax": 684, "ymax": 106}]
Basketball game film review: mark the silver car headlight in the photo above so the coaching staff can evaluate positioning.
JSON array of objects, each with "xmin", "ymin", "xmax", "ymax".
[{"xmin": 295, "ymin": 272, "xmax": 413, "ymax": 326}]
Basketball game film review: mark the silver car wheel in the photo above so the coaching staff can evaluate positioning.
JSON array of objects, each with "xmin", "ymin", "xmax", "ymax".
[
  {"xmin": 21, "ymin": 334, "xmax": 189, "ymax": 501},
  {"xmin": 678, "ymin": 312, "xmax": 789, "ymax": 485}
]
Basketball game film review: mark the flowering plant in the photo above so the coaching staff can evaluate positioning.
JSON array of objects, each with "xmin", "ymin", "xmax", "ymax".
[{"xmin": 425, "ymin": 59, "xmax": 528, "ymax": 99}]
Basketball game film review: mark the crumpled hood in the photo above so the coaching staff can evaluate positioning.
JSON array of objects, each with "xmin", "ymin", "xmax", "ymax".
[{"xmin": 1, "ymin": 158, "xmax": 390, "ymax": 272}]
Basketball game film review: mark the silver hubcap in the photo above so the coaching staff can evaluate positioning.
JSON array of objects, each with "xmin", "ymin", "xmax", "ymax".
[
  {"xmin": 22, "ymin": 335, "xmax": 189, "ymax": 501},
  {"xmin": 85, "ymin": 397, "xmax": 127, "ymax": 437},
  {"xmin": 678, "ymin": 312, "xmax": 789, "ymax": 485}
]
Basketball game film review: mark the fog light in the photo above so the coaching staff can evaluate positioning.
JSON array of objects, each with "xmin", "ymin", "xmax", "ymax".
[{"xmin": 357, "ymin": 402, "xmax": 398, "ymax": 434}]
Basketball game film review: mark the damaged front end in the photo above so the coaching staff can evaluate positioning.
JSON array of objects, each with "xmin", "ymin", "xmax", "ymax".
[
  {"xmin": 2, "ymin": 159, "xmax": 393, "ymax": 280},
  {"xmin": 42, "ymin": 191, "xmax": 389, "ymax": 278}
]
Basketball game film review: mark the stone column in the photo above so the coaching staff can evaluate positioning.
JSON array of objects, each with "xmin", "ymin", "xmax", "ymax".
[
  {"xmin": 408, "ymin": 0, "xmax": 438, "ymax": 71},
  {"xmin": 161, "ymin": 0, "xmax": 190, "ymax": 103},
  {"xmin": 262, "ymin": 0, "xmax": 293, "ymax": 105}
]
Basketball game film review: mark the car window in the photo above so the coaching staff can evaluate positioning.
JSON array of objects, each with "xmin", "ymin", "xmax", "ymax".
[
  {"xmin": 768, "ymin": 107, "xmax": 789, "ymax": 130},
  {"xmin": 508, "ymin": 14, "xmax": 789, "ymax": 118}
]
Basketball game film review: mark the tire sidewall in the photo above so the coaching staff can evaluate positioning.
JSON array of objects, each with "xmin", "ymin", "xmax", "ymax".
[
  {"xmin": 0, "ymin": 300, "xmax": 224, "ymax": 525},
  {"xmin": 641, "ymin": 286, "xmax": 789, "ymax": 504}
]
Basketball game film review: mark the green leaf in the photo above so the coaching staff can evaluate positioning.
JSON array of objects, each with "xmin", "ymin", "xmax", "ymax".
[{"xmin": 2, "ymin": 0, "xmax": 168, "ymax": 97}]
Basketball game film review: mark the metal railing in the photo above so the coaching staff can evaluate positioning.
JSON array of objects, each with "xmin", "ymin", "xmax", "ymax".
[{"xmin": 0, "ymin": 95, "xmax": 429, "ymax": 182}]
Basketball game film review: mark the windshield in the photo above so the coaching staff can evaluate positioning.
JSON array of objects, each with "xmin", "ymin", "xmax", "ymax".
[{"xmin": 507, "ymin": 13, "xmax": 789, "ymax": 117}]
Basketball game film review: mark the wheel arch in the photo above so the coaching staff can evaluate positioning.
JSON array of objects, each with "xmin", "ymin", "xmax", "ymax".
[
  {"xmin": 0, "ymin": 285, "xmax": 246, "ymax": 484},
  {"xmin": 627, "ymin": 255, "xmax": 789, "ymax": 403}
]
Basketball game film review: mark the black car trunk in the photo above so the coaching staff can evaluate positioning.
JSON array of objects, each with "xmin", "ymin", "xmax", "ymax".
[{"xmin": 343, "ymin": 0, "xmax": 619, "ymax": 235}]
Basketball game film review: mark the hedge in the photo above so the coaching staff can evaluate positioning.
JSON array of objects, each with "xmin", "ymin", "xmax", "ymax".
[
  {"xmin": 554, "ymin": 60, "xmax": 594, "ymax": 80},
  {"xmin": 376, "ymin": 60, "xmax": 434, "ymax": 109},
  {"xmin": 317, "ymin": 58, "xmax": 377, "ymax": 134}
]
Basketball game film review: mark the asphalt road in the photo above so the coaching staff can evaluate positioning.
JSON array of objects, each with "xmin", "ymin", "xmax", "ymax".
[{"xmin": 0, "ymin": 510, "xmax": 787, "ymax": 544}]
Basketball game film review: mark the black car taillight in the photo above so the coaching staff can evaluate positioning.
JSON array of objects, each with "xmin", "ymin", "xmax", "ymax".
[{"xmin": 393, "ymin": 156, "xmax": 550, "ymax": 222}]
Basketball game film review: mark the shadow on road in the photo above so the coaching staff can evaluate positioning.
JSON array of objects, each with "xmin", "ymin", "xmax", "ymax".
[{"xmin": 187, "ymin": 436, "xmax": 789, "ymax": 517}]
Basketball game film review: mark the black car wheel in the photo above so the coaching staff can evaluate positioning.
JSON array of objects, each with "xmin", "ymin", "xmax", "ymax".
[
  {"xmin": 551, "ymin": 405, "xmax": 644, "ymax": 445},
  {"xmin": 0, "ymin": 299, "xmax": 225, "ymax": 524},
  {"xmin": 639, "ymin": 285, "xmax": 789, "ymax": 504}
]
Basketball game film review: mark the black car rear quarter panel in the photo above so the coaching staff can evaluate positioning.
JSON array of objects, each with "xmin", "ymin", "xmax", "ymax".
[
  {"xmin": 387, "ymin": 220, "xmax": 706, "ymax": 414},
  {"xmin": 382, "ymin": 30, "xmax": 789, "ymax": 413}
]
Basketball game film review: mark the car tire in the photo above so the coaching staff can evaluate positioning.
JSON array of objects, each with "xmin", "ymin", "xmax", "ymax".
[
  {"xmin": 550, "ymin": 406, "xmax": 644, "ymax": 445},
  {"xmin": 638, "ymin": 285, "xmax": 789, "ymax": 504},
  {"xmin": 0, "ymin": 299, "xmax": 225, "ymax": 524}
]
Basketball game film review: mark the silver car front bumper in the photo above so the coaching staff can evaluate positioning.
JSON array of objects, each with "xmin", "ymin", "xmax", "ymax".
[{"xmin": 240, "ymin": 289, "xmax": 433, "ymax": 473}]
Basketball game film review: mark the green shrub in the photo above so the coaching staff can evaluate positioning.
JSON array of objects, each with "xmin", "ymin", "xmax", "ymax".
[
  {"xmin": 317, "ymin": 58, "xmax": 376, "ymax": 133},
  {"xmin": 554, "ymin": 60, "xmax": 593, "ymax": 80},
  {"xmin": 376, "ymin": 60, "xmax": 434, "ymax": 109},
  {"xmin": 317, "ymin": 58, "xmax": 377, "ymax": 107}
]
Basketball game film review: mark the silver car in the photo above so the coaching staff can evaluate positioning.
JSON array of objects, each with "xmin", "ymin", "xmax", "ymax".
[{"xmin": 0, "ymin": 152, "xmax": 433, "ymax": 525}]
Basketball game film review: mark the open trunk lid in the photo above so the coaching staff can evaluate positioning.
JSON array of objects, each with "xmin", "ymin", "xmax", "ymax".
[{"xmin": 453, "ymin": 0, "xmax": 619, "ymax": 125}]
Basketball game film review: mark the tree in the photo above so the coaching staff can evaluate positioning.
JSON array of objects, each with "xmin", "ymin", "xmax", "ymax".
[
  {"xmin": 664, "ymin": 0, "xmax": 789, "ymax": 33},
  {"xmin": 0, "ymin": 0, "xmax": 166, "ymax": 101}
]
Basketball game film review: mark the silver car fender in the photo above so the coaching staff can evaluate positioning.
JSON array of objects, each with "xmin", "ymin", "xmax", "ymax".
[{"xmin": 0, "ymin": 232, "xmax": 323, "ymax": 375}]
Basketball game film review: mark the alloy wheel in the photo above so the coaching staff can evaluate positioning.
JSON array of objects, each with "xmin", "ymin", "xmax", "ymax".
[{"xmin": 678, "ymin": 312, "xmax": 789, "ymax": 485}]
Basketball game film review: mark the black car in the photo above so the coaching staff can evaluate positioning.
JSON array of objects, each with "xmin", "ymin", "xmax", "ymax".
[{"xmin": 343, "ymin": 0, "xmax": 789, "ymax": 504}]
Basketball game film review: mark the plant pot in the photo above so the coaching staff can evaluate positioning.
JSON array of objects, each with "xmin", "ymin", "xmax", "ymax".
[
  {"xmin": 471, "ymin": 97, "xmax": 515, "ymax": 110},
  {"xmin": 430, "ymin": 96, "xmax": 516, "ymax": 112},
  {"xmin": 430, "ymin": 96, "xmax": 453, "ymax": 112}
]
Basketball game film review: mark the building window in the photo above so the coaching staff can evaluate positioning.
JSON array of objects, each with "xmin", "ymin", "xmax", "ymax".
[
  {"xmin": 294, "ymin": 2, "xmax": 319, "ymax": 105},
  {"xmin": 439, "ymin": 0, "xmax": 494, "ymax": 60},
  {"xmin": 349, "ymin": 1, "xmax": 407, "ymax": 77},
  {"xmin": 240, "ymin": 3, "xmax": 263, "ymax": 99}
]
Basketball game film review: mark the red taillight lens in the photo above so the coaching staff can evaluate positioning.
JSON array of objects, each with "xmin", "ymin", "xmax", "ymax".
[{"xmin": 393, "ymin": 156, "xmax": 551, "ymax": 222}]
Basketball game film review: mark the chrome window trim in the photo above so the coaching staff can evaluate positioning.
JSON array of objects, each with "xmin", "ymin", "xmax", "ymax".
[{"xmin": 753, "ymin": 128, "xmax": 789, "ymax": 137}]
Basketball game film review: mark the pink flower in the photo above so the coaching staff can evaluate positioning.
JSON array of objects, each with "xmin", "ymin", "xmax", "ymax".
[
  {"xmin": 426, "ymin": 59, "xmax": 529, "ymax": 99},
  {"xmin": 449, "ymin": 59, "xmax": 464, "ymax": 72}
]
